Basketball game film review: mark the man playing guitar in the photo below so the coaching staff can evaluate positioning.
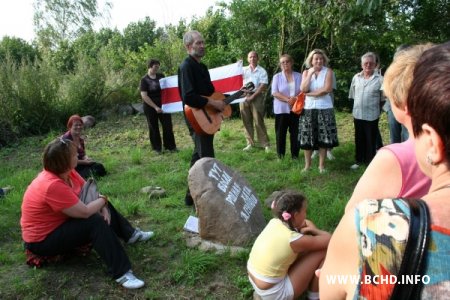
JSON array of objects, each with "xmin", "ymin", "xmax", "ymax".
[{"xmin": 178, "ymin": 30, "xmax": 226, "ymax": 207}]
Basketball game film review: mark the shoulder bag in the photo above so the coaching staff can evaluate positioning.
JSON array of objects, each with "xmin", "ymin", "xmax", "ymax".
[
  {"xmin": 291, "ymin": 92, "xmax": 305, "ymax": 115},
  {"xmin": 79, "ymin": 178, "xmax": 100, "ymax": 204},
  {"xmin": 390, "ymin": 198, "xmax": 431, "ymax": 300}
]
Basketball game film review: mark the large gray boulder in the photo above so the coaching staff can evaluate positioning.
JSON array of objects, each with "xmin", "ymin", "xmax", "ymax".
[
  {"xmin": 81, "ymin": 115, "xmax": 96, "ymax": 128},
  {"xmin": 131, "ymin": 103, "xmax": 144, "ymax": 114},
  {"xmin": 188, "ymin": 158, "xmax": 266, "ymax": 246}
]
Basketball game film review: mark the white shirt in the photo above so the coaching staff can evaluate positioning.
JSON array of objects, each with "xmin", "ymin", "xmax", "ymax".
[
  {"xmin": 304, "ymin": 67, "xmax": 333, "ymax": 110},
  {"xmin": 349, "ymin": 72, "xmax": 384, "ymax": 121},
  {"xmin": 243, "ymin": 65, "xmax": 268, "ymax": 92}
]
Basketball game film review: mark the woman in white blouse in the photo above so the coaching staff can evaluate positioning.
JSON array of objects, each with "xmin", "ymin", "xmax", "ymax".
[{"xmin": 299, "ymin": 49, "xmax": 339, "ymax": 173}]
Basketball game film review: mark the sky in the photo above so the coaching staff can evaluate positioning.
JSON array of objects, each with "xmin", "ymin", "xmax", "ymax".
[{"xmin": 0, "ymin": 0, "xmax": 227, "ymax": 42}]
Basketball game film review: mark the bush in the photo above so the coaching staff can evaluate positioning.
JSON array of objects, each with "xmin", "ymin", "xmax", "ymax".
[
  {"xmin": 0, "ymin": 56, "xmax": 61, "ymax": 137},
  {"xmin": 0, "ymin": 120, "xmax": 17, "ymax": 147},
  {"xmin": 0, "ymin": 49, "xmax": 143, "ymax": 146},
  {"xmin": 59, "ymin": 55, "xmax": 106, "ymax": 117}
]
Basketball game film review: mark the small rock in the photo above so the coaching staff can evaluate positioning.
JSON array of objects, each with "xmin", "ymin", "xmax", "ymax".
[{"xmin": 140, "ymin": 186, "xmax": 166, "ymax": 199}]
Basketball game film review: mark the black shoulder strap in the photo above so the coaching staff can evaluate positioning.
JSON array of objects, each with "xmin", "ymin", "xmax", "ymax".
[{"xmin": 390, "ymin": 198, "xmax": 431, "ymax": 300}]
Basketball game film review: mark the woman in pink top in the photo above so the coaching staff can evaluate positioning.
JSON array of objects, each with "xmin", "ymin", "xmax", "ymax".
[
  {"xmin": 345, "ymin": 44, "xmax": 433, "ymax": 212},
  {"xmin": 320, "ymin": 41, "xmax": 450, "ymax": 300}
]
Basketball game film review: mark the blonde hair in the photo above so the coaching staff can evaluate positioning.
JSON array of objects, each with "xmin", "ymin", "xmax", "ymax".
[
  {"xmin": 304, "ymin": 49, "xmax": 330, "ymax": 68},
  {"xmin": 384, "ymin": 43, "xmax": 434, "ymax": 109}
]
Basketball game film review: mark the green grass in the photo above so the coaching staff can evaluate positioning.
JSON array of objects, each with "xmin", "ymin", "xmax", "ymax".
[{"xmin": 0, "ymin": 111, "xmax": 389, "ymax": 299}]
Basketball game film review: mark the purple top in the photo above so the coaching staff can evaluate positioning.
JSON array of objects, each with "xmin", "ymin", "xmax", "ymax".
[
  {"xmin": 62, "ymin": 131, "xmax": 85, "ymax": 160},
  {"xmin": 271, "ymin": 71, "xmax": 302, "ymax": 114}
]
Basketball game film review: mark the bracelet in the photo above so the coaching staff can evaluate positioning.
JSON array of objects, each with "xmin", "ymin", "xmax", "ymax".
[{"xmin": 99, "ymin": 195, "xmax": 108, "ymax": 207}]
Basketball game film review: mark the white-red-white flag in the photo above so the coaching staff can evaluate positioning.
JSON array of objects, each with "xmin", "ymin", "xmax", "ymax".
[{"xmin": 160, "ymin": 61, "xmax": 245, "ymax": 113}]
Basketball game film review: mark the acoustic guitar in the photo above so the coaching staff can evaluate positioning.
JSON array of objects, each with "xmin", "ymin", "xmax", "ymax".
[{"xmin": 184, "ymin": 82, "xmax": 255, "ymax": 135}]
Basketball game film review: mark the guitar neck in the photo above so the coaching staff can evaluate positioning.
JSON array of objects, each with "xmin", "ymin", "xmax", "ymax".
[{"xmin": 224, "ymin": 90, "xmax": 245, "ymax": 105}]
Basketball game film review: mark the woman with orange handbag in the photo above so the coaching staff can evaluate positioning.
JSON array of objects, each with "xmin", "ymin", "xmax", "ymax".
[{"xmin": 271, "ymin": 54, "xmax": 302, "ymax": 159}]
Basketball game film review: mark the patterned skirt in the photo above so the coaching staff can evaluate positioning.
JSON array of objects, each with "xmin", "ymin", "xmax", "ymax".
[{"xmin": 298, "ymin": 108, "xmax": 339, "ymax": 150}]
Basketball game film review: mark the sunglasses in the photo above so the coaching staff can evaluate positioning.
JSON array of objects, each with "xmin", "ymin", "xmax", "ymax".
[{"xmin": 59, "ymin": 137, "xmax": 70, "ymax": 145}]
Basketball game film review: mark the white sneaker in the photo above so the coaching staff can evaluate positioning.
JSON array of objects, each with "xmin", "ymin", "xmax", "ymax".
[
  {"xmin": 350, "ymin": 164, "xmax": 360, "ymax": 170},
  {"xmin": 311, "ymin": 150, "xmax": 318, "ymax": 159},
  {"xmin": 127, "ymin": 228, "xmax": 154, "ymax": 244},
  {"xmin": 327, "ymin": 150, "xmax": 335, "ymax": 160},
  {"xmin": 0, "ymin": 185, "xmax": 13, "ymax": 196},
  {"xmin": 243, "ymin": 145, "xmax": 252, "ymax": 151},
  {"xmin": 116, "ymin": 270, "xmax": 145, "ymax": 289},
  {"xmin": 264, "ymin": 146, "xmax": 270, "ymax": 153}
]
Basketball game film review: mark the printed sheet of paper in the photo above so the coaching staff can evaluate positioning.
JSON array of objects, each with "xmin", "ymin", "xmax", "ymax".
[{"xmin": 183, "ymin": 215, "xmax": 199, "ymax": 234}]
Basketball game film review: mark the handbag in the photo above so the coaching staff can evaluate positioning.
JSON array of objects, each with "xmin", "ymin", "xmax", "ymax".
[
  {"xmin": 291, "ymin": 92, "xmax": 305, "ymax": 115},
  {"xmin": 390, "ymin": 198, "xmax": 431, "ymax": 300},
  {"xmin": 79, "ymin": 178, "xmax": 100, "ymax": 204}
]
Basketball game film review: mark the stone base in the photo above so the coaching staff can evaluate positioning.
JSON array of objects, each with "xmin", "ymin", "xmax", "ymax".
[{"xmin": 184, "ymin": 232, "xmax": 247, "ymax": 255}]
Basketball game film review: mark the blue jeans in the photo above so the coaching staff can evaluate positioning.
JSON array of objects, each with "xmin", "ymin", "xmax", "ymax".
[{"xmin": 387, "ymin": 110, "xmax": 408, "ymax": 144}]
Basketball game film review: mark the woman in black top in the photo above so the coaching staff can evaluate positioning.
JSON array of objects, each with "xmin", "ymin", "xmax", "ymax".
[{"xmin": 140, "ymin": 59, "xmax": 177, "ymax": 153}]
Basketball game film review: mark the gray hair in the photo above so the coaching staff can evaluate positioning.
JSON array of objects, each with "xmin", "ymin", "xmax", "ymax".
[
  {"xmin": 361, "ymin": 52, "xmax": 377, "ymax": 63},
  {"xmin": 248, "ymin": 50, "xmax": 259, "ymax": 58},
  {"xmin": 183, "ymin": 30, "xmax": 202, "ymax": 47}
]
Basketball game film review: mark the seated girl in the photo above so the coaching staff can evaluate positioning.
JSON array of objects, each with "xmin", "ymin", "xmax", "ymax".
[
  {"xmin": 63, "ymin": 115, "xmax": 106, "ymax": 179},
  {"xmin": 247, "ymin": 190, "xmax": 331, "ymax": 300}
]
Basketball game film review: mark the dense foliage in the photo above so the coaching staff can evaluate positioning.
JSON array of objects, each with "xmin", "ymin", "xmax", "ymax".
[{"xmin": 0, "ymin": 0, "xmax": 448, "ymax": 146}]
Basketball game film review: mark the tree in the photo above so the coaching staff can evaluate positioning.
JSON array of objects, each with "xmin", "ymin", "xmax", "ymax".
[
  {"xmin": 72, "ymin": 28, "xmax": 122, "ymax": 63},
  {"xmin": 410, "ymin": 0, "xmax": 450, "ymax": 42},
  {"xmin": 122, "ymin": 17, "xmax": 160, "ymax": 52},
  {"xmin": 190, "ymin": 7, "xmax": 236, "ymax": 68},
  {"xmin": 141, "ymin": 26, "xmax": 186, "ymax": 75},
  {"xmin": 33, "ymin": 0, "xmax": 112, "ymax": 48},
  {"xmin": 223, "ymin": 0, "xmax": 284, "ymax": 76},
  {"xmin": 0, "ymin": 37, "xmax": 39, "ymax": 64}
]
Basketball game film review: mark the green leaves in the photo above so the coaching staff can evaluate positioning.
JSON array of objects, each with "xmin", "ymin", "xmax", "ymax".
[{"xmin": 34, "ymin": 0, "xmax": 112, "ymax": 48}]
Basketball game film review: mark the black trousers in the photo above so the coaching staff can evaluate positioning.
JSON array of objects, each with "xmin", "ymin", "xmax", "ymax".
[
  {"xmin": 184, "ymin": 128, "xmax": 215, "ymax": 205},
  {"xmin": 354, "ymin": 118, "xmax": 380, "ymax": 164},
  {"xmin": 275, "ymin": 112, "xmax": 300, "ymax": 159},
  {"xmin": 143, "ymin": 102, "xmax": 177, "ymax": 152},
  {"xmin": 76, "ymin": 162, "xmax": 106, "ymax": 180},
  {"xmin": 24, "ymin": 203, "xmax": 134, "ymax": 279}
]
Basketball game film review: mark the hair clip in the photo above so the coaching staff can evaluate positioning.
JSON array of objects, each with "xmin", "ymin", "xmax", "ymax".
[{"xmin": 282, "ymin": 211, "xmax": 291, "ymax": 221}]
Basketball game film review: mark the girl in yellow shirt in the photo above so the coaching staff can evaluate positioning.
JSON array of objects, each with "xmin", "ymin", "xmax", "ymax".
[{"xmin": 247, "ymin": 190, "xmax": 331, "ymax": 300}]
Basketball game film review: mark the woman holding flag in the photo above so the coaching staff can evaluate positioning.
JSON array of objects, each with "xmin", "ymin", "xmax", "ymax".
[{"xmin": 140, "ymin": 58, "xmax": 177, "ymax": 154}]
